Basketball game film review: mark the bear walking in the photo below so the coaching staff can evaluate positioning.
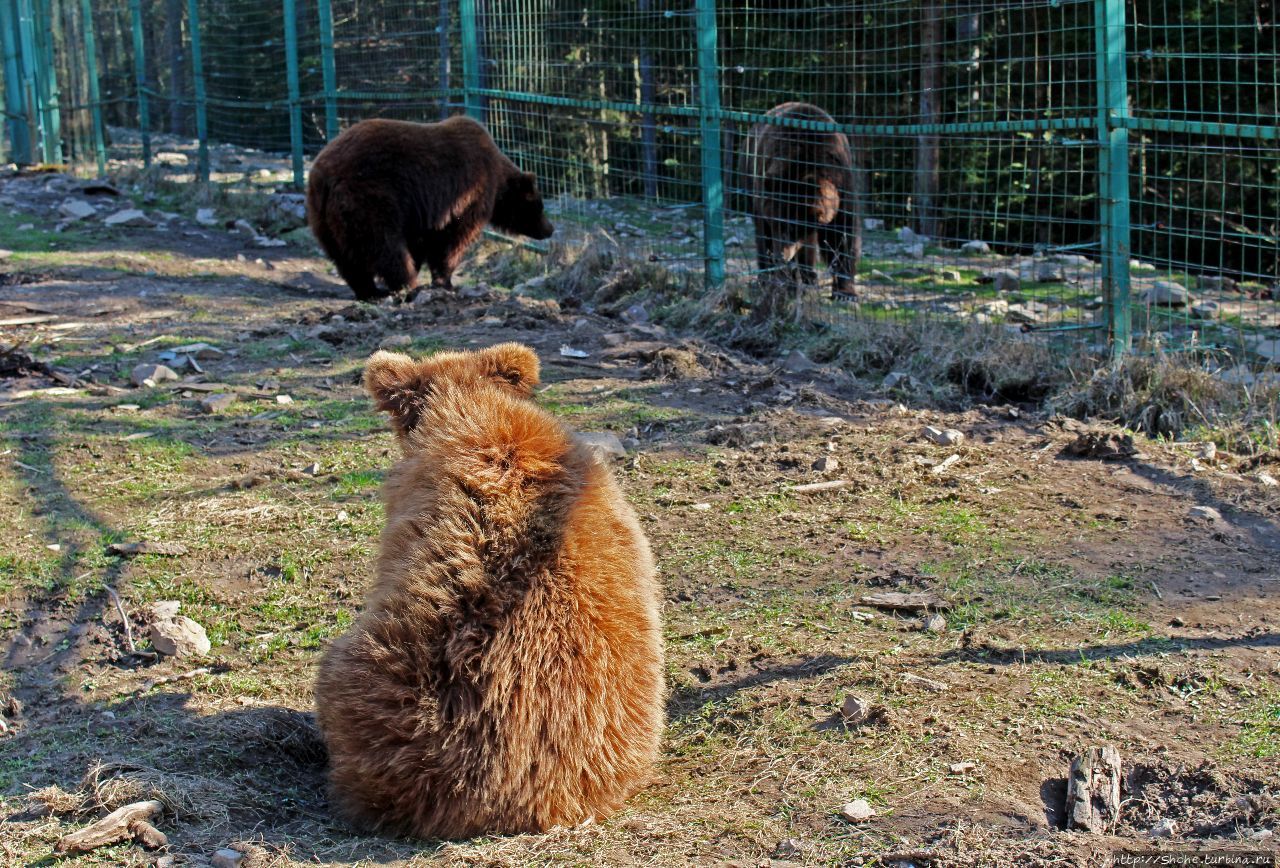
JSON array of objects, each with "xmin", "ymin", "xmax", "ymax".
[
  {"xmin": 739, "ymin": 102, "xmax": 862, "ymax": 309},
  {"xmin": 307, "ymin": 117, "xmax": 554, "ymax": 302},
  {"xmin": 314, "ymin": 343, "xmax": 665, "ymax": 840}
]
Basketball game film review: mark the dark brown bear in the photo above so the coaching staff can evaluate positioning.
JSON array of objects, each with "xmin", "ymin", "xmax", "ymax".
[
  {"xmin": 739, "ymin": 102, "xmax": 861, "ymax": 300},
  {"xmin": 307, "ymin": 116, "xmax": 554, "ymax": 301}
]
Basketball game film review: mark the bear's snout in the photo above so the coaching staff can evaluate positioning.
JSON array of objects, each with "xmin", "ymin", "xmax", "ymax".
[{"xmin": 531, "ymin": 216, "xmax": 555, "ymax": 240}]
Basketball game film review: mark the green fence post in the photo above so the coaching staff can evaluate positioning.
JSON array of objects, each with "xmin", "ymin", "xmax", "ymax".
[
  {"xmin": 283, "ymin": 0, "xmax": 303, "ymax": 187},
  {"xmin": 459, "ymin": 0, "xmax": 481, "ymax": 121},
  {"xmin": 695, "ymin": 0, "xmax": 725, "ymax": 288},
  {"xmin": 316, "ymin": 0, "xmax": 337, "ymax": 140},
  {"xmin": 187, "ymin": 0, "xmax": 208, "ymax": 181},
  {"xmin": 0, "ymin": 0, "xmax": 32, "ymax": 164},
  {"xmin": 1095, "ymin": 0, "xmax": 1132, "ymax": 358},
  {"xmin": 128, "ymin": 0, "xmax": 149, "ymax": 166},
  {"xmin": 80, "ymin": 0, "xmax": 105, "ymax": 175}
]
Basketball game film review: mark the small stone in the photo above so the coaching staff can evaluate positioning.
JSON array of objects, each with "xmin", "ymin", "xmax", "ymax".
[
  {"xmin": 772, "ymin": 839, "xmax": 804, "ymax": 859},
  {"xmin": 812, "ymin": 455, "xmax": 839, "ymax": 473},
  {"xmin": 1149, "ymin": 818, "xmax": 1177, "ymax": 839},
  {"xmin": 195, "ymin": 208, "xmax": 218, "ymax": 226},
  {"xmin": 840, "ymin": 695, "xmax": 874, "ymax": 725},
  {"xmin": 275, "ymin": 394, "xmax": 293, "ymax": 405},
  {"xmin": 1195, "ymin": 442, "xmax": 1217, "ymax": 461},
  {"xmin": 211, "ymin": 849, "xmax": 246, "ymax": 868},
  {"xmin": 131, "ymin": 363, "xmax": 179, "ymax": 387},
  {"xmin": 985, "ymin": 269, "xmax": 1020, "ymax": 293},
  {"xmin": 939, "ymin": 268, "xmax": 963, "ymax": 283},
  {"xmin": 621, "ymin": 303, "xmax": 649, "ymax": 324},
  {"xmin": 199, "ymin": 393, "xmax": 236, "ymax": 414},
  {"xmin": 1036, "ymin": 264, "xmax": 1066, "ymax": 283},
  {"xmin": 1146, "ymin": 280, "xmax": 1191, "ymax": 307},
  {"xmin": 1188, "ymin": 505, "xmax": 1222, "ymax": 521},
  {"xmin": 147, "ymin": 600, "xmax": 182, "ymax": 620},
  {"xmin": 379, "ymin": 334, "xmax": 413, "ymax": 349},
  {"xmin": 1006, "ymin": 301, "xmax": 1050, "ymax": 324},
  {"xmin": 601, "ymin": 332, "xmax": 628, "ymax": 348},
  {"xmin": 863, "ymin": 218, "xmax": 885, "ymax": 231},
  {"xmin": 781, "ymin": 349, "xmax": 818, "ymax": 374},
  {"xmin": 154, "ymin": 151, "xmax": 189, "ymax": 166},
  {"xmin": 919, "ymin": 612, "xmax": 947, "ymax": 633},
  {"xmin": 576, "ymin": 432, "xmax": 626, "ymax": 462},
  {"xmin": 1197, "ymin": 274, "xmax": 1238, "ymax": 293},
  {"xmin": 1256, "ymin": 472, "xmax": 1278, "ymax": 487},
  {"xmin": 922, "ymin": 426, "xmax": 964, "ymax": 447},
  {"xmin": 949, "ymin": 761, "xmax": 976, "ymax": 774},
  {"xmin": 1191, "ymin": 301, "xmax": 1220, "ymax": 319},
  {"xmin": 58, "ymin": 198, "xmax": 97, "ymax": 220},
  {"xmin": 1169, "ymin": 616, "xmax": 1185, "ymax": 628},
  {"xmin": 691, "ymin": 502, "xmax": 712, "ymax": 511},
  {"xmin": 148, "ymin": 616, "xmax": 211, "ymax": 657},
  {"xmin": 961, "ymin": 240, "xmax": 990, "ymax": 255},
  {"xmin": 303, "ymin": 462, "xmax": 321, "ymax": 475},
  {"xmin": 104, "ymin": 208, "xmax": 154, "ymax": 227},
  {"xmin": 115, "ymin": 404, "xmax": 140, "ymax": 413},
  {"xmin": 882, "ymin": 371, "xmax": 913, "ymax": 389},
  {"xmin": 839, "ymin": 799, "xmax": 876, "ymax": 823},
  {"xmin": 897, "ymin": 226, "xmax": 921, "ymax": 243}
]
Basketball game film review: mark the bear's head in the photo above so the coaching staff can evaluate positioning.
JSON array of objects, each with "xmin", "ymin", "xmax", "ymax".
[
  {"xmin": 492, "ymin": 172, "xmax": 554, "ymax": 241},
  {"xmin": 364, "ymin": 342, "xmax": 541, "ymax": 442}
]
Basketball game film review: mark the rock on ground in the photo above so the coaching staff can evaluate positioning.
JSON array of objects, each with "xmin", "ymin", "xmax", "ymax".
[
  {"xmin": 130, "ymin": 364, "xmax": 179, "ymax": 387},
  {"xmin": 148, "ymin": 616, "xmax": 211, "ymax": 657},
  {"xmin": 576, "ymin": 432, "xmax": 627, "ymax": 462},
  {"xmin": 104, "ymin": 209, "xmax": 154, "ymax": 228}
]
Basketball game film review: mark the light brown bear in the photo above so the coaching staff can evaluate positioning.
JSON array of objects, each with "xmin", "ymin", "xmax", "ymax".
[{"xmin": 314, "ymin": 342, "xmax": 665, "ymax": 840}]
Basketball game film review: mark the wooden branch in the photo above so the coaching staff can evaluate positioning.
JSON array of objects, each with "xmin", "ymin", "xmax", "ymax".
[
  {"xmin": 103, "ymin": 586, "xmax": 136, "ymax": 654},
  {"xmin": 55, "ymin": 799, "xmax": 165, "ymax": 853},
  {"xmin": 791, "ymin": 479, "xmax": 850, "ymax": 494}
]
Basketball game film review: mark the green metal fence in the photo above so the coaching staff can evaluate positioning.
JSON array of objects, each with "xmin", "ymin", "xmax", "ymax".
[{"xmin": 2, "ymin": 0, "xmax": 1278, "ymax": 361}]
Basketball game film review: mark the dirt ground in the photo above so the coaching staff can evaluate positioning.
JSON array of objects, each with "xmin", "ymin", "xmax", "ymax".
[{"xmin": 0, "ymin": 167, "xmax": 1277, "ymax": 867}]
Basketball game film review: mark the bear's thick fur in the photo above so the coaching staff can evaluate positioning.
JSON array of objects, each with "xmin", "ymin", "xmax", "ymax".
[
  {"xmin": 307, "ymin": 117, "xmax": 554, "ymax": 302},
  {"xmin": 739, "ymin": 102, "xmax": 861, "ymax": 299},
  {"xmin": 314, "ymin": 343, "xmax": 665, "ymax": 840}
]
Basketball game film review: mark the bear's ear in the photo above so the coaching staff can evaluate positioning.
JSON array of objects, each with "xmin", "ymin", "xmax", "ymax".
[
  {"xmin": 364, "ymin": 351, "xmax": 427, "ymax": 433},
  {"xmin": 477, "ymin": 342, "xmax": 540, "ymax": 397}
]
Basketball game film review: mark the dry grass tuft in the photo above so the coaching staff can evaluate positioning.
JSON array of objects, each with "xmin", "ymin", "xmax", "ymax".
[
  {"xmin": 80, "ymin": 761, "xmax": 240, "ymax": 821},
  {"xmin": 1050, "ymin": 353, "xmax": 1280, "ymax": 453}
]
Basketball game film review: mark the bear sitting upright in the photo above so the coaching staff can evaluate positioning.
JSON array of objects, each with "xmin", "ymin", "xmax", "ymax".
[
  {"xmin": 307, "ymin": 117, "xmax": 555, "ymax": 302},
  {"xmin": 314, "ymin": 342, "xmax": 665, "ymax": 840}
]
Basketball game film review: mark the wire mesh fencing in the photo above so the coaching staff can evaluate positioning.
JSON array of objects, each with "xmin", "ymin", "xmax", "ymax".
[{"xmin": 2, "ymin": 0, "xmax": 1277, "ymax": 363}]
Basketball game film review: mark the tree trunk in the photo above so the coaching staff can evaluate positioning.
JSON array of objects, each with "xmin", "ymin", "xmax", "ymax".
[
  {"xmin": 637, "ymin": 0, "xmax": 657, "ymax": 199},
  {"xmin": 1066, "ymin": 745, "xmax": 1122, "ymax": 833},
  {"xmin": 913, "ymin": 0, "xmax": 942, "ymax": 238},
  {"xmin": 165, "ymin": 0, "xmax": 185, "ymax": 135}
]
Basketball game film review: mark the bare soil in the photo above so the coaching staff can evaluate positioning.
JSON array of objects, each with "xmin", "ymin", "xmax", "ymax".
[{"xmin": 0, "ymin": 168, "xmax": 1277, "ymax": 867}]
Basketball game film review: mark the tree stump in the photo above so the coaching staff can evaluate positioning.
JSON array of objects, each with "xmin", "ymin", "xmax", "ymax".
[{"xmin": 1065, "ymin": 745, "xmax": 1122, "ymax": 833}]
